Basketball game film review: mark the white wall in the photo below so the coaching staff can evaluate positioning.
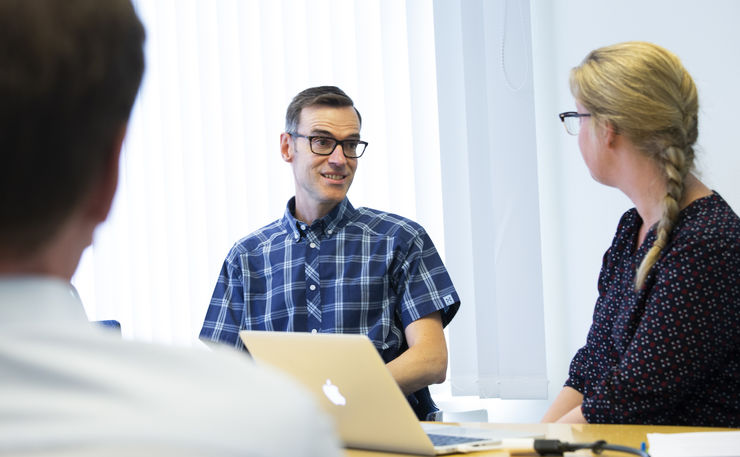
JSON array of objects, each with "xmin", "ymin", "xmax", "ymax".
[{"xmin": 522, "ymin": 0, "xmax": 740, "ymax": 423}]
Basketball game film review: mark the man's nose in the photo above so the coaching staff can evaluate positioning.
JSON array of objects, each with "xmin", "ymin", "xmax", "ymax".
[{"xmin": 328, "ymin": 143, "xmax": 347, "ymax": 164}]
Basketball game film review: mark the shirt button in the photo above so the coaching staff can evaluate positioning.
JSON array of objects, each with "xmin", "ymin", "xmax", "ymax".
[
  {"xmin": 300, "ymin": 224, "xmax": 307, "ymax": 230},
  {"xmin": 309, "ymin": 242, "xmax": 317, "ymax": 249},
  {"xmin": 311, "ymin": 329, "xmax": 318, "ymax": 334},
  {"xmin": 327, "ymin": 229, "xmax": 333, "ymax": 235},
  {"xmin": 309, "ymin": 284, "xmax": 316, "ymax": 291}
]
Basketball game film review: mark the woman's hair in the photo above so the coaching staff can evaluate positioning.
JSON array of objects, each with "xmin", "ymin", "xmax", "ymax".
[{"xmin": 570, "ymin": 41, "xmax": 699, "ymax": 290}]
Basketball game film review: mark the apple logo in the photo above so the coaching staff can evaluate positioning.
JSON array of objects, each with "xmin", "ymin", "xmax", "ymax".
[{"xmin": 322, "ymin": 379, "xmax": 346, "ymax": 406}]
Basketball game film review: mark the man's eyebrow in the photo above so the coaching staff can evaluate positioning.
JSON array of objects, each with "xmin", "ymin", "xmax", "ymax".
[{"xmin": 310, "ymin": 129, "xmax": 361, "ymax": 140}]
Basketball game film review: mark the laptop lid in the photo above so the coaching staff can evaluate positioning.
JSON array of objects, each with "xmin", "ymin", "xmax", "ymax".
[{"xmin": 239, "ymin": 331, "xmax": 536, "ymax": 455}]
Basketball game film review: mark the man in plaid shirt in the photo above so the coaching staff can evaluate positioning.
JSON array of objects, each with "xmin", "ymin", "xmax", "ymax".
[{"xmin": 200, "ymin": 86, "xmax": 460, "ymax": 420}]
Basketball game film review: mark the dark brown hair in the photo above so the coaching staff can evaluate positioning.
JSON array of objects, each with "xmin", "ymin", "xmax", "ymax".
[
  {"xmin": 285, "ymin": 86, "xmax": 361, "ymax": 133},
  {"xmin": 0, "ymin": 0, "xmax": 145, "ymax": 255}
]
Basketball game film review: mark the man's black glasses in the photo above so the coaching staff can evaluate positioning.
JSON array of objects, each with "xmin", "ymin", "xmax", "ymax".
[{"xmin": 290, "ymin": 133, "xmax": 368, "ymax": 158}]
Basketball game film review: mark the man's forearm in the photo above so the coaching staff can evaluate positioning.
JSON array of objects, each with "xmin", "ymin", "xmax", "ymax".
[
  {"xmin": 387, "ymin": 312, "xmax": 448, "ymax": 396},
  {"xmin": 387, "ymin": 344, "xmax": 447, "ymax": 396}
]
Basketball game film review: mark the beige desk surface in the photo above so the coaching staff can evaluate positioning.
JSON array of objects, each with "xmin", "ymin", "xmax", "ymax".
[{"xmin": 345, "ymin": 422, "xmax": 740, "ymax": 456}]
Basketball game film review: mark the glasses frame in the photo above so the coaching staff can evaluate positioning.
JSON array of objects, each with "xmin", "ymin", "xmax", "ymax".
[
  {"xmin": 558, "ymin": 111, "xmax": 592, "ymax": 136},
  {"xmin": 289, "ymin": 132, "xmax": 368, "ymax": 158}
]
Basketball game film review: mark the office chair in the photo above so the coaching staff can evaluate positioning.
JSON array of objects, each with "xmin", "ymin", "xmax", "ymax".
[{"xmin": 93, "ymin": 319, "xmax": 122, "ymax": 335}]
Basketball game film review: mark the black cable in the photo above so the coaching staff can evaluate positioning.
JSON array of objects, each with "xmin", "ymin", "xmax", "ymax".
[{"xmin": 533, "ymin": 439, "xmax": 650, "ymax": 457}]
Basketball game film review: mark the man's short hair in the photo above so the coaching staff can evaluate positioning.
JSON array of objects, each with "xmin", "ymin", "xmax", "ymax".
[
  {"xmin": 285, "ymin": 86, "xmax": 362, "ymax": 133},
  {"xmin": 0, "ymin": 0, "xmax": 145, "ymax": 256}
]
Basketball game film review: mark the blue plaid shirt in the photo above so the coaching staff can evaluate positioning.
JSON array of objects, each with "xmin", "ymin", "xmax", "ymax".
[{"xmin": 200, "ymin": 197, "xmax": 460, "ymax": 364}]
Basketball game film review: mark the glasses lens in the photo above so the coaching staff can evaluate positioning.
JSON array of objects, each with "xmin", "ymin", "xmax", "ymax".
[
  {"xmin": 310, "ymin": 137, "xmax": 337, "ymax": 154},
  {"xmin": 343, "ymin": 140, "xmax": 360, "ymax": 157},
  {"xmin": 564, "ymin": 116, "xmax": 580, "ymax": 135},
  {"xmin": 349, "ymin": 141, "xmax": 368, "ymax": 158}
]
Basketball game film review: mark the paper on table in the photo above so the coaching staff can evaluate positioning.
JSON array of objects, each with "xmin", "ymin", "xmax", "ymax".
[{"xmin": 647, "ymin": 431, "xmax": 740, "ymax": 457}]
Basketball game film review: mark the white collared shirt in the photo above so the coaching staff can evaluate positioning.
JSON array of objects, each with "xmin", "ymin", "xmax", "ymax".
[{"xmin": 0, "ymin": 276, "xmax": 341, "ymax": 457}]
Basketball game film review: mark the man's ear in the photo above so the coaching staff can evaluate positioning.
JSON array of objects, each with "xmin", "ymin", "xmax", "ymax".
[
  {"xmin": 87, "ymin": 124, "xmax": 126, "ymax": 224},
  {"xmin": 280, "ymin": 133, "xmax": 294, "ymax": 163}
]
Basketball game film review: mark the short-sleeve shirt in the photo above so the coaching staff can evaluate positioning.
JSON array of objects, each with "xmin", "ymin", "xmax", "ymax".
[
  {"xmin": 200, "ymin": 197, "xmax": 460, "ymax": 363},
  {"xmin": 566, "ymin": 192, "xmax": 740, "ymax": 426}
]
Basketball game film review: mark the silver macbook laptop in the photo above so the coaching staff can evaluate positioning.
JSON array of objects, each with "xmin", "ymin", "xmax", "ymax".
[{"xmin": 239, "ymin": 331, "xmax": 539, "ymax": 455}]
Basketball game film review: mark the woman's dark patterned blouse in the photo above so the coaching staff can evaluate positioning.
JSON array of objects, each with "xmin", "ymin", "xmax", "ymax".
[{"xmin": 565, "ymin": 192, "xmax": 739, "ymax": 426}]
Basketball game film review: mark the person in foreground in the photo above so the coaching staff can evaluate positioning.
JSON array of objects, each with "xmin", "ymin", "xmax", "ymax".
[
  {"xmin": 542, "ymin": 41, "xmax": 739, "ymax": 427},
  {"xmin": 200, "ymin": 86, "xmax": 460, "ymax": 420},
  {"xmin": 0, "ymin": 1, "xmax": 340, "ymax": 455}
]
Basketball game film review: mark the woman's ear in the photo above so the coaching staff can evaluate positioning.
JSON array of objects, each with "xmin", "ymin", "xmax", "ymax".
[{"xmin": 599, "ymin": 121, "xmax": 618, "ymax": 150}]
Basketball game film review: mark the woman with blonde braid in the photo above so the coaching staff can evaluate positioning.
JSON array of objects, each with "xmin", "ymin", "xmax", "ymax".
[{"xmin": 543, "ymin": 42, "xmax": 739, "ymax": 426}]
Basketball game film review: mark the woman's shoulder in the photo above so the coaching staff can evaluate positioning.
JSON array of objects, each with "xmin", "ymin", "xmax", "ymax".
[
  {"xmin": 608, "ymin": 207, "xmax": 641, "ymax": 248},
  {"xmin": 675, "ymin": 191, "xmax": 740, "ymax": 247}
]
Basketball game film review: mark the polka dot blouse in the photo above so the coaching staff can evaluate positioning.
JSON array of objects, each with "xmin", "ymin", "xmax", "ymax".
[{"xmin": 565, "ymin": 191, "xmax": 739, "ymax": 426}]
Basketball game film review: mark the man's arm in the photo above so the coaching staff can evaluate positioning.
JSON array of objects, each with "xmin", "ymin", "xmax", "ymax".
[
  {"xmin": 199, "ymin": 250, "xmax": 246, "ymax": 348},
  {"xmin": 386, "ymin": 311, "xmax": 447, "ymax": 396}
]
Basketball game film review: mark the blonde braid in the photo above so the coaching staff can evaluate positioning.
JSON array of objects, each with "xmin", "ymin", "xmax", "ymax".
[
  {"xmin": 570, "ymin": 41, "xmax": 699, "ymax": 290},
  {"xmin": 634, "ymin": 145, "xmax": 689, "ymax": 289}
]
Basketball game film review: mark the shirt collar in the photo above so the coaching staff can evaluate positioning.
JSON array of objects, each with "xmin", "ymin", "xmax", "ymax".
[
  {"xmin": 0, "ymin": 276, "xmax": 89, "ymax": 326},
  {"xmin": 281, "ymin": 197, "xmax": 356, "ymax": 240}
]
